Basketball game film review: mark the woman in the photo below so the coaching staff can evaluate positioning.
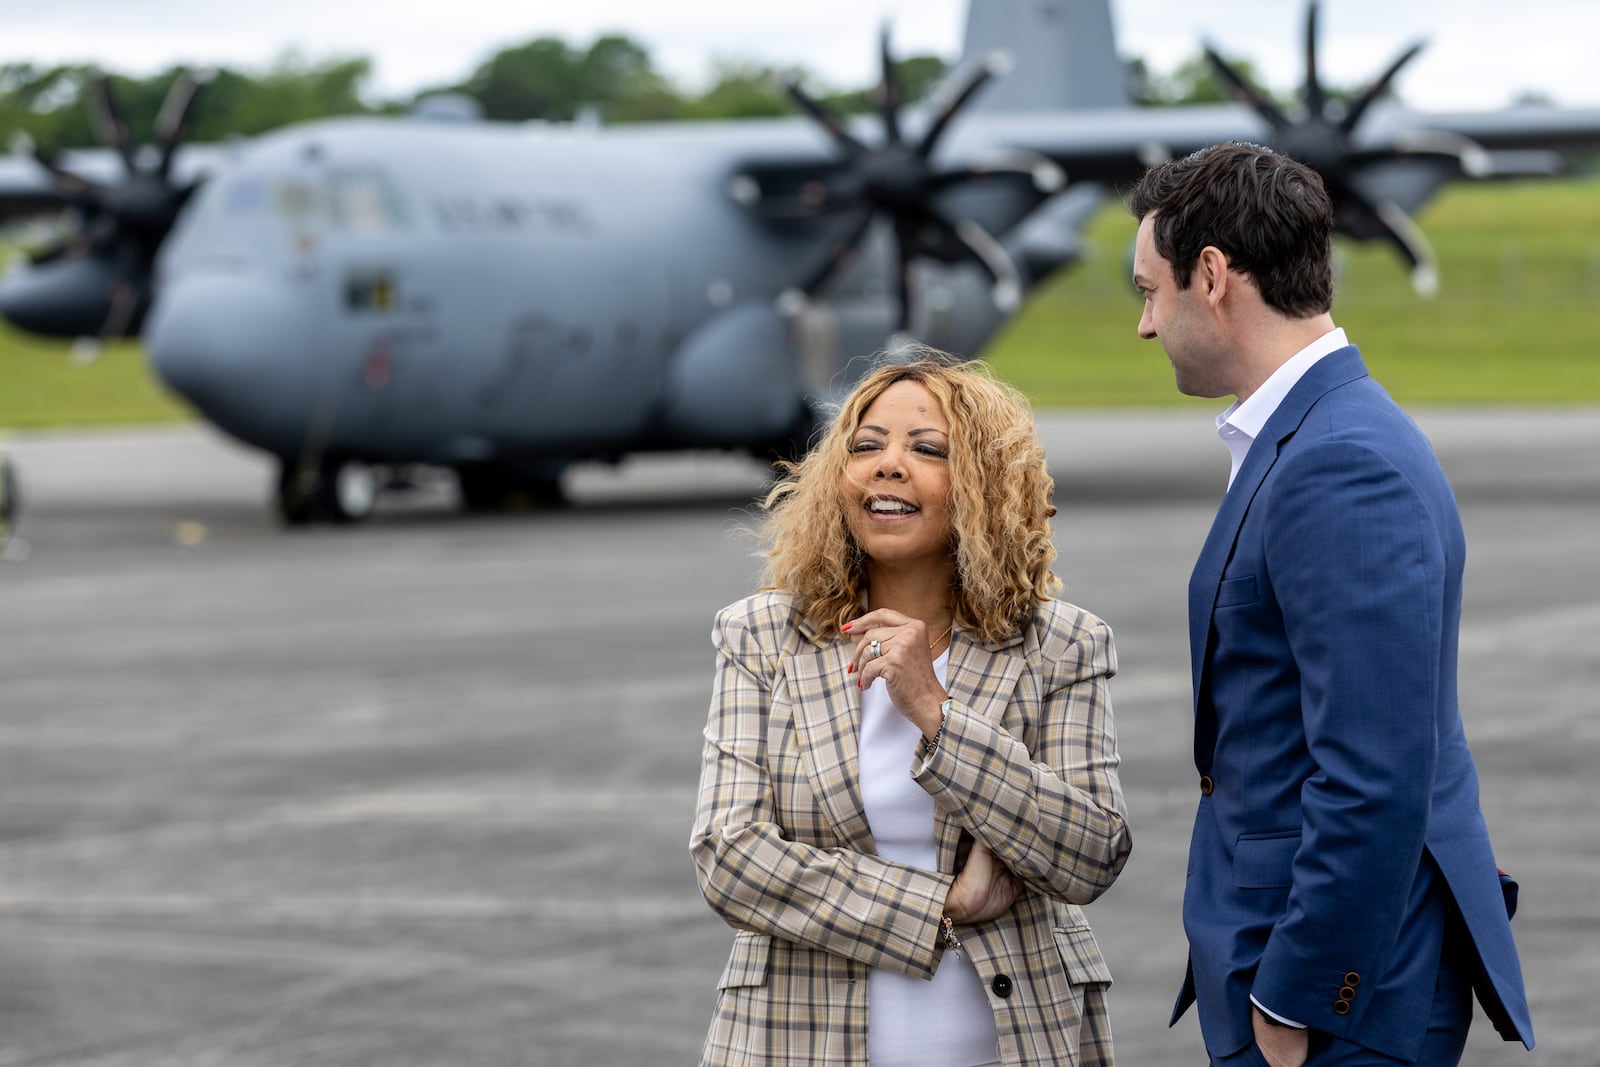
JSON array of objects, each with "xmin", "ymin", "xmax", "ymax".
[{"xmin": 689, "ymin": 356, "xmax": 1132, "ymax": 1067}]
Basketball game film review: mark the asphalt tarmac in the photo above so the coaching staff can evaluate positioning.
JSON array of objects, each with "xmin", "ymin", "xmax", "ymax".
[{"xmin": 1, "ymin": 409, "xmax": 1596, "ymax": 1067}]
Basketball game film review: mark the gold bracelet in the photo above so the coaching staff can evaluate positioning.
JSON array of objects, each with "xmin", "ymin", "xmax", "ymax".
[{"xmin": 940, "ymin": 915, "xmax": 962, "ymax": 958}]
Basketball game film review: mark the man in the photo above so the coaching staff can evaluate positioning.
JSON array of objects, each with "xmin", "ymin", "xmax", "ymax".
[{"xmin": 1128, "ymin": 141, "xmax": 1531, "ymax": 1067}]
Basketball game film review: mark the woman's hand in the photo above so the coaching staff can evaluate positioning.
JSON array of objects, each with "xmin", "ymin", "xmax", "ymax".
[
  {"xmin": 844, "ymin": 608, "xmax": 948, "ymax": 737},
  {"xmin": 944, "ymin": 840, "xmax": 1020, "ymax": 924}
]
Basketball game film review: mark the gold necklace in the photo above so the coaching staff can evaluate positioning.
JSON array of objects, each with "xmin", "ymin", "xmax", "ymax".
[{"xmin": 928, "ymin": 624, "xmax": 953, "ymax": 652}]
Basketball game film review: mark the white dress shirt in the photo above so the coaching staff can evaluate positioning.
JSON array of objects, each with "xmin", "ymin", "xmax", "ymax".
[{"xmin": 1216, "ymin": 328, "xmax": 1349, "ymax": 489}]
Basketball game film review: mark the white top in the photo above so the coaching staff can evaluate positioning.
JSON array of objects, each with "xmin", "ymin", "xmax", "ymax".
[
  {"xmin": 1216, "ymin": 327, "xmax": 1349, "ymax": 489},
  {"xmin": 858, "ymin": 649, "xmax": 1002, "ymax": 1067}
]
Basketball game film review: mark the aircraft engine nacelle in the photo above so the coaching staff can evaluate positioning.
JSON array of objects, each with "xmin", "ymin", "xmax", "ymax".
[{"xmin": 655, "ymin": 302, "xmax": 807, "ymax": 453}]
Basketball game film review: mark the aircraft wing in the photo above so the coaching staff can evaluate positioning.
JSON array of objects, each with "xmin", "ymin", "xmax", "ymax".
[{"xmin": 972, "ymin": 102, "xmax": 1600, "ymax": 190}]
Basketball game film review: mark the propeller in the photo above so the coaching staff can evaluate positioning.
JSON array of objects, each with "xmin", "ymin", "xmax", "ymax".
[
  {"xmin": 731, "ymin": 29, "xmax": 1064, "ymax": 332},
  {"xmin": 1203, "ymin": 1, "xmax": 1490, "ymax": 296},
  {"xmin": 9, "ymin": 68, "xmax": 211, "ymax": 341}
]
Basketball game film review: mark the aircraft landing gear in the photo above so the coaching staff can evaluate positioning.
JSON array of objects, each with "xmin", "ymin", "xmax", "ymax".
[
  {"xmin": 276, "ymin": 458, "xmax": 380, "ymax": 525},
  {"xmin": 0, "ymin": 453, "xmax": 20, "ymax": 556},
  {"xmin": 454, "ymin": 464, "xmax": 567, "ymax": 513}
]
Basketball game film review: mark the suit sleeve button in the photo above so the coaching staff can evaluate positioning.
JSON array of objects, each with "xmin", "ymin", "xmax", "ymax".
[
  {"xmin": 1344, "ymin": 972, "xmax": 1361, "ymax": 986},
  {"xmin": 1338, "ymin": 986, "xmax": 1356, "ymax": 1001},
  {"xmin": 991, "ymin": 974, "xmax": 1013, "ymax": 998},
  {"xmin": 1199, "ymin": 775, "xmax": 1215, "ymax": 796},
  {"xmin": 1333, "ymin": 1000, "xmax": 1351, "ymax": 1015}
]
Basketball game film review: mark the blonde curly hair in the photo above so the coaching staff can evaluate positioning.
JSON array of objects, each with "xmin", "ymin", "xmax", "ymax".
[{"xmin": 759, "ymin": 354, "xmax": 1060, "ymax": 644}]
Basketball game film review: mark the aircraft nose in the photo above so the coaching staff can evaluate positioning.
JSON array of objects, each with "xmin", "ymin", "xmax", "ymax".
[{"xmin": 145, "ymin": 276, "xmax": 316, "ymax": 456}]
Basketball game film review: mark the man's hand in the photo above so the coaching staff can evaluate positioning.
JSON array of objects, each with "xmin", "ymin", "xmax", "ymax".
[{"xmin": 1252, "ymin": 1006, "xmax": 1309, "ymax": 1067}]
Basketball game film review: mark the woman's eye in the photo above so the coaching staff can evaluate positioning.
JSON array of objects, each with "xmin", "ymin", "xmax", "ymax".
[{"xmin": 850, "ymin": 441, "xmax": 880, "ymax": 453}]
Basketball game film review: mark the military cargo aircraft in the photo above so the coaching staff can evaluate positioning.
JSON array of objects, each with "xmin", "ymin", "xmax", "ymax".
[{"xmin": 2, "ymin": 0, "xmax": 1599, "ymax": 523}]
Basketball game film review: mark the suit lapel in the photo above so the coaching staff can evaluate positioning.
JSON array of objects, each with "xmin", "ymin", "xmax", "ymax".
[
  {"xmin": 786, "ymin": 630, "xmax": 876, "ymax": 852},
  {"xmin": 934, "ymin": 629, "xmax": 1026, "ymax": 872},
  {"xmin": 1188, "ymin": 346, "xmax": 1371, "ymax": 709},
  {"xmin": 785, "ymin": 620, "xmax": 1027, "ymax": 869}
]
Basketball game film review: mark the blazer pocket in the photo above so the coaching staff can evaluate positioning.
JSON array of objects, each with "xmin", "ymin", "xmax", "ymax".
[
  {"xmin": 1053, "ymin": 924, "xmax": 1114, "ymax": 985},
  {"xmin": 1233, "ymin": 831, "xmax": 1301, "ymax": 889},
  {"xmin": 717, "ymin": 930, "xmax": 772, "ymax": 989},
  {"xmin": 1215, "ymin": 575, "xmax": 1259, "ymax": 608}
]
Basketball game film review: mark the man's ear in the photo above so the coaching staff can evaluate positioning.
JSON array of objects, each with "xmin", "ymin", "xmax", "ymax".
[{"xmin": 1197, "ymin": 245, "xmax": 1230, "ymax": 310}]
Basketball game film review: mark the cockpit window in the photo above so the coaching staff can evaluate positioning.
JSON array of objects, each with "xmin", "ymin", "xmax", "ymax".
[
  {"xmin": 164, "ymin": 167, "xmax": 410, "ymax": 270},
  {"xmin": 327, "ymin": 171, "xmax": 407, "ymax": 234},
  {"xmin": 275, "ymin": 181, "xmax": 318, "ymax": 220}
]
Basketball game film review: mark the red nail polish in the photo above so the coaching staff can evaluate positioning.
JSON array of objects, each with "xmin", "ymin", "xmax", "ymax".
[
  {"xmin": 842, "ymin": 623, "xmax": 853, "ymax": 632},
  {"xmin": 847, "ymin": 663, "xmax": 854, "ymax": 674}
]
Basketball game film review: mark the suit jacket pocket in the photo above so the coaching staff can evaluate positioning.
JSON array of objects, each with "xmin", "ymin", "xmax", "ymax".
[
  {"xmin": 717, "ymin": 930, "xmax": 772, "ymax": 989},
  {"xmin": 1053, "ymin": 924, "xmax": 1114, "ymax": 985},
  {"xmin": 1215, "ymin": 575, "xmax": 1259, "ymax": 608},
  {"xmin": 1233, "ymin": 832, "xmax": 1301, "ymax": 889}
]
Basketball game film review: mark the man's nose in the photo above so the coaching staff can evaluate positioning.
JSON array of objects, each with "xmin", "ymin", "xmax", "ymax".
[{"xmin": 1138, "ymin": 307, "xmax": 1157, "ymax": 340}]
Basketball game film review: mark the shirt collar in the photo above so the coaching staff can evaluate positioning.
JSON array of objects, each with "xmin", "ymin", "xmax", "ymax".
[{"xmin": 1217, "ymin": 327, "xmax": 1349, "ymax": 440}]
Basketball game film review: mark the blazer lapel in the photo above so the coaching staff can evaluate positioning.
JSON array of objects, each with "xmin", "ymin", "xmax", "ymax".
[
  {"xmin": 786, "ymin": 627, "xmax": 876, "ymax": 852},
  {"xmin": 933, "ymin": 629, "xmax": 1026, "ymax": 872},
  {"xmin": 1188, "ymin": 345, "xmax": 1371, "ymax": 708},
  {"xmin": 784, "ymin": 621, "xmax": 1027, "ymax": 870}
]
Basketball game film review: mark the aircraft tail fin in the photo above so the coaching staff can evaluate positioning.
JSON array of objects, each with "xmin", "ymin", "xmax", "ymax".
[{"xmin": 957, "ymin": 0, "xmax": 1129, "ymax": 112}]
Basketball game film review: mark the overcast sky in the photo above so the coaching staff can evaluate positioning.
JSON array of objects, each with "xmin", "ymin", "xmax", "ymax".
[{"xmin": 6, "ymin": 0, "xmax": 1598, "ymax": 112}]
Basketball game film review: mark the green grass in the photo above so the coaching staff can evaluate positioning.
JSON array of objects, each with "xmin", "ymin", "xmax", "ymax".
[
  {"xmin": 3, "ymin": 177, "xmax": 1598, "ymax": 429},
  {"xmin": 0, "ymin": 328, "xmax": 190, "ymax": 430},
  {"xmin": 986, "ymin": 176, "xmax": 1600, "ymax": 407}
]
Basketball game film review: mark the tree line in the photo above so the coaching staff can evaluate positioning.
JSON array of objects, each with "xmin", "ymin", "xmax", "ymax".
[{"xmin": 0, "ymin": 32, "xmax": 1292, "ymax": 154}]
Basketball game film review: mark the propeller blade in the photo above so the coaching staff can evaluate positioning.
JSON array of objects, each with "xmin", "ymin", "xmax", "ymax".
[
  {"xmin": 1344, "ymin": 186, "xmax": 1439, "ymax": 297},
  {"xmin": 892, "ymin": 216, "xmax": 918, "ymax": 331},
  {"xmin": 69, "ymin": 263, "xmax": 142, "ymax": 363},
  {"xmin": 29, "ymin": 146, "xmax": 97, "ymax": 200},
  {"xmin": 930, "ymin": 210, "xmax": 1022, "ymax": 313},
  {"xmin": 797, "ymin": 210, "xmax": 876, "ymax": 296},
  {"xmin": 915, "ymin": 51, "xmax": 1006, "ymax": 159},
  {"xmin": 1349, "ymin": 130, "xmax": 1491, "ymax": 178},
  {"xmin": 783, "ymin": 78, "xmax": 868, "ymax": 158},
  {"xmin": 97, "ymin": 277, "xmax": 141, "ymax": 342},
  {"xmin": 154, "ymin": 70, "xmax": 204, "ymax": 178},
  {"xmin": 1202, "ymin": 44, "xmax": 1291, "ymax": 130},
  {"xmin": 928, "ymin": 151, "xmax": 1066, "ymax": 194},
  {"xmin": 1302, "ymin": 1, "xmax": 1324, "ymax": 118},
  {"xmin": 86, "ymin": 71, "xmax": 139, "ymax": 172},
  {"xmin": 1340, "ymin": 39, "xmax": 1426, "ymax": 133},
  {"xmin": 878, "ymin": 26, "xmax": 902, "ymax": 147}
]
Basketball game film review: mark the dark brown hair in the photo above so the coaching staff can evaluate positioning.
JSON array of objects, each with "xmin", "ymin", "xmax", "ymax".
[{"xmin": 1128, "ymin": 141, "xmax": 1334, "ymax": 317}]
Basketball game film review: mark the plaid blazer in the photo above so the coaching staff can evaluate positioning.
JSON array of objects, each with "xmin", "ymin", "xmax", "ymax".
[{"xmin": 690, "ymin": 590, "xmax": 1133, "ymax": 1066}]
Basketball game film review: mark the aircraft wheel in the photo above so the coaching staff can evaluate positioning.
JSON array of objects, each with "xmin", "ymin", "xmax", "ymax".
[
  {"xmin": 324, "ymin": 461, "xmax": 379, "ymax": 523},
  {"xmin": 0, "ymin": 453, "xmax": 18, "ymax": 545},
  {"xmin": 276, "ymin": 459, "xmax": 379, "ymax": 525}
]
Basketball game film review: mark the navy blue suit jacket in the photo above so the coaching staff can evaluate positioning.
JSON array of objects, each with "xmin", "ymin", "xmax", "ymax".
[{"xmin": 1169, "ymin": 347, "xmax": 1532, "ymax": 1060}]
